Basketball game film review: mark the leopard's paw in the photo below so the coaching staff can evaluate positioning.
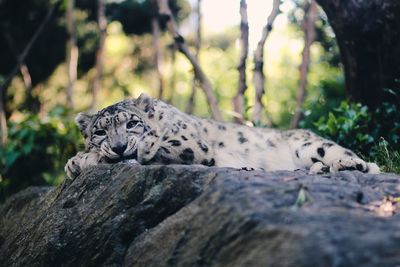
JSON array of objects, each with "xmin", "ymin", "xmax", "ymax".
[
  {"xmin": 64, "ymin": 152, "xmax": 102, "ymax": 180},
  {"xmin": 65, "ymin": 152, "xmax": 83, "ymax": 180},
  {"xmin": 331, "ymin": 157, "xmax": 380, "ymax": 174},
  {"xmin": 309, "ymin": 162, "xmax": 330, "ymax": 175}
]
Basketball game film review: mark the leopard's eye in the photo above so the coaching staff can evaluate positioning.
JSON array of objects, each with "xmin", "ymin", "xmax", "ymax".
[
  {"xmin": 127, "ymin": 120, "xmax": 140, "ymax": 129},
  {"xmin": 94, "ymin": 129, "xmax": 107, "ymax": 136}
]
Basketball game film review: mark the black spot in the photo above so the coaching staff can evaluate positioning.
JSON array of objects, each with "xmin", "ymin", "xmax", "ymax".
[
  {"xmin": 160, "ymin": 147, "xmax": 171, "ymax": 154},
  {"xmin": 311, "ymin": 157, "xmax": 320, "ymax": 163},
  {"xmin": 159, "ymin": 112, "xmax": 164, "ymax": 120},
  {"xmin": 144, "ymin": 105, "xmax": 152, "ymax": 113},
  {"xmin": 218, "ymin": 125, "xmax": 227, "ymax": 131},
  {"xmin": 356, "ymin": 163, "xmax": 364, "ymax": 171},
  {"xmin": 238, "ymin": 137, "xmax": 248, "ymax": 144},
  {"xmin": 321, "ymin": 166, "xmax": 330, "ymax": 173},
  {"xmin": 219, "ymin": 142, "xmax": 225, "ymax": 148},
  {"xmin": 181, "ymin": 135, "xmax": 188, "ymax": 141},
  {"xmin": 203, "ymin": 128, "xmax": 208, "ymax": 134},
  {"xmin": 267, "ymin": 140, "xmax": 276, "ymax": 147},
  {"xmin": 317, "ymin": 147, "xmax": 325, "ymax": 157},
  {"xmin": 168, "ymin": 140, "xmax": 181, "ymax": 146},
  {"xmin": 363, "ymin": 165, "xmax": 370, "ymax": 173},
  {"xmin": 201, "ymin": 158, "xmax": 215, "ymax": 166},
  {"xmin": 148, "ymin": 113, "xmax": 154, "ymax": 119},
  {"xmin": 322, "ymin": 142, "xmax": 334, "ymax": 148},
  {"xmin": 340, "ymin": 166, "xmax": 356, "ymax": 171},
  {"xmin": 197, "ymin": 142, "xmax": 209, "ymax": 153},
  {"xmin": 179, "ymin": 148, "xmax": 194, "ymax": 162},
  {"xmin": 182, "ymin": 124, "xmax": 187, "ymax": 129},
  {"xmin": 171, "ymin": 125, "xmax": 179, "ymax": 134},
  {"xmin": 302, "ymin": 142, "xmax": 312, "ymax": 147},
  {"xmin": 162, "ymin": 135, "xmax": 169, "ymax": 141},
  {"xmin": 237, "ymin": 131, "xmax": 244, "ymax": 136},
  {"xmin": 295, "ymin": 150, "xmax": 299, "ymax": 158},
  {"xmin": 344, "ymin": 150, "xmax": 354, "ymax": 156}
]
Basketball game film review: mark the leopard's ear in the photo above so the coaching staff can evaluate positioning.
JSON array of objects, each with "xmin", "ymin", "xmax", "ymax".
[
  {"xmin": 135, "ymin": 93, "xmax": 155, "ymax": 115},
  {"xmin": 75, "ymin": 112, "xmax": 93, "ymax": 134}
]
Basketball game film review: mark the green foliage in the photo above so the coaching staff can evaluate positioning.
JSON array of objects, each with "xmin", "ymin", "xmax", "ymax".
[
  {"xmin": 300, "ymin": 75, "xmax": 345, "ymax": 129},
  {"xmin": 313, "ymin": 102, "xmax": 374, "ymax": 155},
  {"xmin": 0, "ymin": 107, "xmax": 82, "ymax": 201},
  {"xmin": 306, "ymin": 100, "xmax": 400, "ymax": 173},
  {"xmin": 373, "ymin": 138, "xmax": 400, "ymax": 174}
]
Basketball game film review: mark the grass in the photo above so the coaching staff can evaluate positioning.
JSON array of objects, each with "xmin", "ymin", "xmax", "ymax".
[{"xmin": 371, "ymin": 138, "xmax": 400, "ymax": 174}]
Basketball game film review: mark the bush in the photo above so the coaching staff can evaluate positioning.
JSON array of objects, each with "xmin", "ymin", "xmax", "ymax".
[
  {"xmin": 304, "ymin": 100, "xmax": 400, "ymax": 172},
  {"xmin": 0, "ymin": 107, "xmax": 82, "ymax": 201}
]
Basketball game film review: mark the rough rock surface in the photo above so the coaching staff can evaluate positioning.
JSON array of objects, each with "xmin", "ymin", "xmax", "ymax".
[{"xmin": 1, "ymin": 163, "xmax": 400, "ymax": 267}]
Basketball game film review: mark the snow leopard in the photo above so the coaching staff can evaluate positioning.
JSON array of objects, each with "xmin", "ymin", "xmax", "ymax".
[{"xmin": 65, "ymin": 93, "xmax": 380, "ymax": 179}]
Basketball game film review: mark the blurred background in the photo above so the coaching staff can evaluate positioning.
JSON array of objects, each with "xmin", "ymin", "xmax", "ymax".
[{"xmin": 0, "ymin": 0, "xmax": 399, "ymax": 200}]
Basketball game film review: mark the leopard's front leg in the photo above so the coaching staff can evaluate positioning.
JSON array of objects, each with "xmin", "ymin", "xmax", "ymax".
[
  {"xmin": 298, "ymin": 141, "xmax": 380, "ymax": 174},
  {"xmin": 136, "ymin": 129, "xmax": 165, "ymax": 164},
  {"xmin": 285, "ymin": 130, "xmax": 380, "ymax": 174},
  {"xmin": 65, "ymin": 151, "xmax": 103, "ymax": 180}
]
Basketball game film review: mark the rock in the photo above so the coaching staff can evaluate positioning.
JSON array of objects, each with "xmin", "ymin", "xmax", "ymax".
[{"xmin": 1, "ymin": 163, "xmax": 400, "ymax": 266}]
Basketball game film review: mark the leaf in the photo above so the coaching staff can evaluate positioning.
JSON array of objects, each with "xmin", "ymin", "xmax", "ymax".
[{"xmin": 5, "ymin": 151, "xmax": 21, "ymax": 167}]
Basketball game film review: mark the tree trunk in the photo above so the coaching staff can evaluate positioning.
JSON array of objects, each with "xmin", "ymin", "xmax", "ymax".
[
  {"xmin": 0, "ymin": 93, "xmax": 6, "ymax": 146},
  {"xmin": 4, "ymin": 33, "xmax": 40, "ymax": 113},
  {"xmin": 19, "ymin": 64, "xmax": 40, "ymax": 113},
  {"xmin": 91, "ymin": 0, "xmax": 107, "ymax": 110},
  {"xmin": 151, "ymin": 17, "xmax": 165, "ymax": 100},
  {"xmin": 156, "ymin": 0, "xmax": 222, "ymax": 121},
  {"xmin": 315, "ymin": 0, "xmax": 400, "ymax": 107},
  {"xmin": 66, "ymin": 0, "xmax": 78, "ymax": 109},
  {"xmin": 232, "ymin": 0, "xmax": 249, "ymax": 124},
  {"xmin": 252, "ymin": 0, "xmax": 281, "ymax": 124},
  {"xmin": 290, "ymin": 0, "xmax": 318, "ymax": 129},
  {"xmin": 0, "ymin": 0, "xmax": 60, "ymax": 146},
  {"xmin": 167, "ymin": 43, "xmax": 178, "ymax": 104},
  {"xmin": 186, "ymin": 0, "xmax": 202, "ymax": 114}
]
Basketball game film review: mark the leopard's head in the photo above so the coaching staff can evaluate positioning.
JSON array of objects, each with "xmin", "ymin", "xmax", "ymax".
[{"xmin": 75, "ymin": 93, "xmax": 156, "ymax": 161}]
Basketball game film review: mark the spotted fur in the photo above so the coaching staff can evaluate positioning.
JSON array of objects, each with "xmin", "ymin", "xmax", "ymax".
[{"xmin": 65, "ymin": 93, "xmax": 380, "ymax": 179}]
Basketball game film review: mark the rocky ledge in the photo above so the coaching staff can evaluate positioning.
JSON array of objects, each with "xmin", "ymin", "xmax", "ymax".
[{"xmin": 1, "ymin": 164, "xmax": 400, "ymax": 266}]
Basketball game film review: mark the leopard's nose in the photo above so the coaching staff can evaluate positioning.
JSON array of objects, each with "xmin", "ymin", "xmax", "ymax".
[{"xmin": 111, "ymin": 142, "xmax": 127, "ymax": 156}]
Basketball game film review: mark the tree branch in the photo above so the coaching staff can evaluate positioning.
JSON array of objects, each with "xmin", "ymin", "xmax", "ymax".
[
  {"xmin": 152, "ymin": 17, "xmax": 165, "ymax": 100},
  {"xmin": 290, "ymin": 0, "xmax": 318, "ymax": 129},
  {"xmin": 252, "ymin": 0, "xmax": 281, "ymax": 124},
  {"xmin": 0, "ymin": 0, "xmax": 61, "ymax": 146},
  {"xmin": 91, "ymin": 0, "xmax": 107, "ymax": 110},
  {"xmin": 232, "ymin": 0, "xmax": 249, "ymax": 124},
  {"xmin": 66, "ymin": 0, "xmax": 78, "ymax": 109},
  {"xmin": 186, "ymin": 0, "xmax": 202, "ymax": 114},
  {"xmin": 156, "ymin": 0, "xmax": 222, "ymax": 121}
]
